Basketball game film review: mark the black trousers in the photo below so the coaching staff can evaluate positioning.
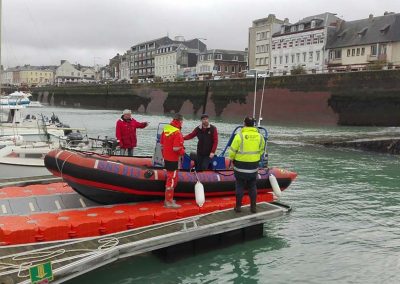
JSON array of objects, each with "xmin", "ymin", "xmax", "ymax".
[
  {"xmin": 196, "ymin": 155, "xmax": 211, "ymax": 171},
  {"xmin": 234, "ymin": 170, "xmax": 257, "ymax": 204}
]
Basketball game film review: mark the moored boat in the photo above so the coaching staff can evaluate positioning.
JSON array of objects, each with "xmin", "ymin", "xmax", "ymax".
[{"xmin": 44, "ymin": 148, "xmax": 297, "ymax": 204}]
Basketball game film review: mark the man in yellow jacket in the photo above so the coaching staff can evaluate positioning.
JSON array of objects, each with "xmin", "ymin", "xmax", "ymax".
[{"xmin": 229, "ymin": 116, "xmax": 265, "ymax": 213}]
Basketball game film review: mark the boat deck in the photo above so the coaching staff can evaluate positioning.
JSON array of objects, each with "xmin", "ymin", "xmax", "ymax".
[{"xmin": 0, "ymin": 202, "xmax": 287, "ymax": 283}]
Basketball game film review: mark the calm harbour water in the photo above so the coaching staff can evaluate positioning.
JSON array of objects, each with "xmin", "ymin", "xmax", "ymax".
[{"xmin": 39, "ymin": 107, "xmax": 400, "ymax": 284}]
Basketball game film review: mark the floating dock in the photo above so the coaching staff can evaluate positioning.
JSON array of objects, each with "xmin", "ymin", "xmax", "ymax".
[{"xmin": 0, "ymin": 177, "xmax": 291, "ymax": 283}]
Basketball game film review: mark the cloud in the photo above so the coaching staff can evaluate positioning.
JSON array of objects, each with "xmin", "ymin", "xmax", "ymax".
[{"xmin": 2, "ymin": 0, "xmax": 400, "ymax": 67}]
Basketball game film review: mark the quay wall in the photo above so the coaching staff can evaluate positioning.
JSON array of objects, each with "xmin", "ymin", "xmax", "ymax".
[{"xmin": 32, "ymin": 70, "xmax": 400, "ymax": 126}]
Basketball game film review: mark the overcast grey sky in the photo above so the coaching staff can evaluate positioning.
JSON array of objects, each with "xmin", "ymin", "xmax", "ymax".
[{"xmin": 2, "ymin": 0, "xmax": 400, "ymax": 68}]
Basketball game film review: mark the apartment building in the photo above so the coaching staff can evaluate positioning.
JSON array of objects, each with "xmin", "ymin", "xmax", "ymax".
[
  {"xmin": 326, "ymin": 12, "xmax": 400, "ymax": 71},
  {"xmin": 248, "ymin": 14, "xmax": 284, "ymax": 71},
  {"xmin": 270, "ymin": 12, "xmax": 340, "ymax": 74},
  {"xmin": 154, "ymin": 38, "xmax": 206, "ymax": 81},
  {"xmin": 196, "ymin": 49, "xmax": 247, "ymax": 79}
]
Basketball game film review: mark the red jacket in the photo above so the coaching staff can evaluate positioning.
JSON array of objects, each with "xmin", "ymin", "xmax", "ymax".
[
  {"xmin": 160, "ymin": 119, "xmax": 185, "ymax": 162},
  {"xmin": 116, "ymin": 116, "xmax": 147, "ymax": 149}
]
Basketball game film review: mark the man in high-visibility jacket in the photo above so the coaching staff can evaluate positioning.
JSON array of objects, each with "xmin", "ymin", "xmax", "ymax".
[
  {"xmin": 229, "ymin": 116, "xmax": 265, "ymax": 213},
  {"xmin": 160, "ymin": 113, "xmax": 185, "ymax": 209}
]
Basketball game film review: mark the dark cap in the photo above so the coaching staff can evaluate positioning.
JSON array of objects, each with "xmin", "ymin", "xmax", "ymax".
[
  {"xmin": 244, "ymin": 116, "xmax": 256, "ymax": 127},
  {"xmin": 173, "ymin": 113, "xmax": 183, "ymax": 121},
  {"xmin": 200, "ymin": 113, "xmax": 209, "ymax": 119}
]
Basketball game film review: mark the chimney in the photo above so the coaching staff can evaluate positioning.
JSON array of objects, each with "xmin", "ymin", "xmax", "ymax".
[{"xmin": 369, "ymin": 14, "xmax": 374, "ymax": 20}]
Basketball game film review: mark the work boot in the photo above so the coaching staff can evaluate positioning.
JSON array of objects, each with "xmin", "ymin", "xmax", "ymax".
[
  {"xmin": 164, "ymin": 200, "xmax": 181, "ymax": 209},
  {"xmin": 164, "ymin": 187, "xmax": 181, "ymax": 208},
  {"xmin": 234, "ymin": 200, "xmax": 242, "ymax": 213},
  {"xmin": 250, "ymin": 200, "xmax": 257, "ymax": 213}
]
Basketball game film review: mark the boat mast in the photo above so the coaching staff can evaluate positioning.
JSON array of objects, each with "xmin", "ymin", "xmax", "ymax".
[{"xmin": 252, "ymin": 70, "xmax": 258, "ymax": 118}]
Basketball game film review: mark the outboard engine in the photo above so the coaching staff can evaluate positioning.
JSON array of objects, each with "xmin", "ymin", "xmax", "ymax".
[
  {"xmin": 66, "ymin": 131, "xmax": 84, "ymax": 147},
  {"xmin": 102, "ymin": 137, "xmax": 118, "ymax": 155}
]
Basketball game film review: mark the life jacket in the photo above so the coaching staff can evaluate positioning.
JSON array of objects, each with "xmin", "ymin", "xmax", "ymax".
[
  {"xmin": 228, "ymin": 127, "xmax": 265, "ymax": 173},
  {"xmin": 160, "ymin": 120, "xmax": 184, "ymax": 162}
]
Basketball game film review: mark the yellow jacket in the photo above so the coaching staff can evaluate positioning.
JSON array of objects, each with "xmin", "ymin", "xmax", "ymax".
[{"xmin": 229, "ymin": 127, "xmax": 265, "ymax": 172}]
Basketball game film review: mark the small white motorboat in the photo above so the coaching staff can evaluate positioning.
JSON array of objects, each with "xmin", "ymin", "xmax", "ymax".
[{"xmin": 0, "ymin": 141, "xmax": 54, "ymax": 179}]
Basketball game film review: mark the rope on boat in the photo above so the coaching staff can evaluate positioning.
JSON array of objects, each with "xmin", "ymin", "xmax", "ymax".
[{"xmin": 54, "ymin": 150, "xmax": 75, "ymax": 186}]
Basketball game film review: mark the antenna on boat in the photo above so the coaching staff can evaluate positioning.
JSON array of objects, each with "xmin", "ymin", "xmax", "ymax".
[
  {"xmin": 257, "ymin": 75, "xmax": 267, "ymax": 127},
  {"xmin": 252, "ymin": 70, "xmax": 258, "ymax": 119}
]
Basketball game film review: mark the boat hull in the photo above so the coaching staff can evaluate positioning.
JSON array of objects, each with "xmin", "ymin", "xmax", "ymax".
[
  {"xmin": 45, "ymin": 149, "xmax": 297, "ymax": 204},
  {"xmin": 0, "ymin": 162, "xmax": 50, "ymax": 179}
]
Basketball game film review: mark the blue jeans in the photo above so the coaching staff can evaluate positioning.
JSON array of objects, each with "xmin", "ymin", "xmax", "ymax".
[
  {"xmin": 120, "ymin": 148, "xmax": 133, "ymax": 156},
  {"xmin": 234, "ymin": 170, "xmax": 257, "ymax": 205}
]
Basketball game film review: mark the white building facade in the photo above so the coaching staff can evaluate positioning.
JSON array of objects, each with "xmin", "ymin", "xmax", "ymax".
[
  {"xmin": 271, "ymin": 13, "xmax": 340, "ymax": 75},
  {"xmin": 55, "ymin": 60, "xmax": 82, "ymax": 84}
]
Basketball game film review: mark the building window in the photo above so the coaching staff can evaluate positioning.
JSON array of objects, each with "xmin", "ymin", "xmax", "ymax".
[
  {"xmin": 266, "ymin": 31, "xmax": 270, "ymax": 39},
  {"xmin": 215, "ymin": 54, "xmax": 222, "ymax": 59},
  {"xmin": 309, "ymin": 52, "xmax": 313, "ymax": 62},
  {"xmin": 361, "ymin": 48, "xmax": 365, "ymax": 56},
  {"xmin": 351, "ymin": 49, "xmax": 355, "ymax": 56},
  {"xmin": 296, "ymin": 53, "xmax": 300, "ymax": 62},
  {"xmin": 290, "ymin": 26, "xmax": 297, "ymax": 32},
  {"xmin": 224, "ymin": 66, "xmax": 228, "ymax": 72},
  {"xmin": 256, "ymin": 32, "xmax": 261, "ymax": 40},
  {"xmin": 347, "ymin": 49, "xmax": 351, "ymax": 57},
  {"xmin": 299, "ymin": 24, "xmax": 304, "ymax": 31},
  {"xmin": 371, "ymin": 45, "xmax": 377, "ymax": 56},
  {"xmin": 207, "ymin": 54, "xmax": 212, "ymax": 60},
  {"xmin": 231, "ymin": 66, "xmax": 235, "ymax": 73},
  {"xmin": 285, "ymin": 55, "xmax": 289, "ymax": 64},
  {"xmin": 303, "ymin": 52, "xmax": 306, "ymax": 62},
  {"xmin": 279, "ymin": 56, "xmax": 282, "ymax": 64},
  {"xmin": 356, "ymin": 48, "xmax": 360, "ymax": 56},
  {"xmin": 217, "ymin": 65, "xmax": 221, "ymax": 71},
  {"xmin": 233, "ymin": 56, "xmax": 238, "ymax": 61},
  {"xmin": 311, "ymin": 20, "xmax": 316, "ymax": 28},
  {"xmin": 316, "ymin": 51, "xmax": 320, "ymax": 61},
  {"xmin": 274, "ymin": 57, "xmax": 277, "ymax": 64}
]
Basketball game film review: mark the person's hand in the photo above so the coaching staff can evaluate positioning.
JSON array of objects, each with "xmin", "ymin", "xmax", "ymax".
[
  {"xmin": 228, "ymin": 160, "xmax": 233, "ymax": 169},
  {"xmin": 209, "ymin": 153, "xmax": 215, "ymax": 159},
  {"xmin": 144, "ymin": 122, "xmax": 149, "ymax": 127}
]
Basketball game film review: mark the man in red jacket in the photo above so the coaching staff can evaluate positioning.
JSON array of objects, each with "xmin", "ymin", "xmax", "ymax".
[
  {"xmin": 115, "ymin": 109, "xmax": 148, "ymax": 156},
  {"xmin": 184, "ymin": 114, "xmax": 218, "ymax": 170},
  {"xmin": 160, "ymin": 113, "xmax": 185, "ymax": 209}
]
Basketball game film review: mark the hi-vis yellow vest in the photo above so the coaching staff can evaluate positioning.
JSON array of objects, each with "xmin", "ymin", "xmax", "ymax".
[{"xmin": 228, "ymin": 127, "xmax": 265, "ymax": 163}]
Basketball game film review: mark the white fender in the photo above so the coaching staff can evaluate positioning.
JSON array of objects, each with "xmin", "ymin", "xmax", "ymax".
[
  {"xmin": 269, "ymin": 174, "xmax": 282, "ymax": 198},
  {"xmin": 195, "ymin": 181, "xmax": 205, "ymax": 207}
]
